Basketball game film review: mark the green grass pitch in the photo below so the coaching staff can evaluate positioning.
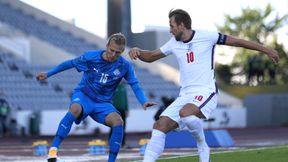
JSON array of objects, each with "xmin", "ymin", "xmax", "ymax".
[{"xmin": 157, "ymin": 145, "xmax": 288, "ymax": 162}]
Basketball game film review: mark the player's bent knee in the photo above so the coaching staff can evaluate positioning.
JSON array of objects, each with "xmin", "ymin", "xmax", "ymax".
[
  {"xmin": 153, "ymin": 122, "xmax": 166, "ymax": 132},
  {"xmin": 69, "ymin": 103, "xmax": 82, "ymax": 118},
  {"xmin": 179, "ymin": 104, "xmax": 200, "ymax": 118},
  {"xmin": 179, "ymin": 108, "xmax": 190, "ymax": 117},
  {"xmin": 112, "ymin": 117, "xmax": 123, "ymax": 126},
  {"xmin": 105, "ymin": 112, "xmax": 123, "ymax": 126},
  {"xmin": 153, "ymin": 117, "xmax": 177, "ymax": 133}
]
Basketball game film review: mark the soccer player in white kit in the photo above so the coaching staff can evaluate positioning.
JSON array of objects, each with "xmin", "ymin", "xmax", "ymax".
[{"xmin": 129, "ymin": 9, "xmax": 279, "ymax": 162}]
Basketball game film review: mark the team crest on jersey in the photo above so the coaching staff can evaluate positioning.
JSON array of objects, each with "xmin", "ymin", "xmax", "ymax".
[
  {"xmin": 113, "ymin": 69, "xmax": 120, "ymax": 76},
  {"xmin": 187, "ymin": 43, "xmax": 193, "ymax": 52}
]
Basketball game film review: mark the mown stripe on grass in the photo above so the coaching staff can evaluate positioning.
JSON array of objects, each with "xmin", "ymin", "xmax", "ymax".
[{"xmin": 158, "ymin": 145, "xmax": 288, "ymax": 161}]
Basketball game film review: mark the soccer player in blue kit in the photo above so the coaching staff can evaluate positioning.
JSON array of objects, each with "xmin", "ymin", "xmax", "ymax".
[{"xmin": 36, "ymin": 33, "xmax": 156, "ymax": 162}]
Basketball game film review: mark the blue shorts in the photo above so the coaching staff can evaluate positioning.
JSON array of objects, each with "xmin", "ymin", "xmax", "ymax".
[{"xmin": 70, "ymin": 90, "xmax": 119, "ymax": 125}]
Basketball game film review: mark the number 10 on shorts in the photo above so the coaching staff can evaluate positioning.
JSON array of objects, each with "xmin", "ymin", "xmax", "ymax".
[{"xmin": 194, "ymin": 95, "xmax": 203, "ymax": 101}]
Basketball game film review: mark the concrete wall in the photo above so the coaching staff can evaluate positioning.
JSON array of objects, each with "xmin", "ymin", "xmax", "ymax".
[
  {"xmin": 0, "ymin": 37, "xmax": 30, "ymax": 62},
  {"xmin": 0, "ymin": 0, "xmax": 106, "ymax": 48},
  {"xmin": 0, "ymin": 26, "xmax": 74, "ymax": 66},
  {"xmin": 244, "ymin": 94, "xmax": 288, "ymax": 127},
  {"xmin": 130, "ymin": 31, "xmax": 179, "ymax": 69},
  {"xmin": 29, "ymin": 36, "xmax": 74, "ymax": 65},
  {"xmin": 16, "ymin": 107, "xmax": 246, "ymax": 136}
]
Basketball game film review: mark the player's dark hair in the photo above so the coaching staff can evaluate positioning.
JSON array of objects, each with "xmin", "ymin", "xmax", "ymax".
[
  {"xmin": 107, "ymin": 32, "xmax": 126, "ymax": 46},
  {"xmin": 169, "ymin": 9, "xmax": 192, "ymax": 29}
]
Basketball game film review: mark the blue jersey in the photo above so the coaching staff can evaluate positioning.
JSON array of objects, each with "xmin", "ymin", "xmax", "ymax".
[
  {"xmin": 47, "ymin": 50, "xmax": 147, "ymax": 105},
  {"xmin": 71, "ymin": 50, "xmax": 139, "ymax": 102}
]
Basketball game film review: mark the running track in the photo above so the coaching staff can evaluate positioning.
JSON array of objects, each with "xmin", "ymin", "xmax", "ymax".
[{"xmin": 0, "ymin": 127, "xmax": 288, "ymax": 162}]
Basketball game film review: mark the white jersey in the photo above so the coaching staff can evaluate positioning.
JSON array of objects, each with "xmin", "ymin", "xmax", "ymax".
[{"xmin": 160, "ymin": 29, "xmax": 225, "ymax": 93}]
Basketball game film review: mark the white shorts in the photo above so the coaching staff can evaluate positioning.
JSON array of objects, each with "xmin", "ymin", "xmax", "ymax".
[{"xmin": 160, "ymin": 90, "xmax": 218, "ymax": 130}]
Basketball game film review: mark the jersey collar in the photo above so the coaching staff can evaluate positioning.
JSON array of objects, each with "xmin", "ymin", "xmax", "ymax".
[{"xmin": 183, "ymin": 30, "xmax": 195, "ymax": 43}]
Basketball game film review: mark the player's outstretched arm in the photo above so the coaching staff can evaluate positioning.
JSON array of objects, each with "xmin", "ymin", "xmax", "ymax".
[
  {"xmin": 225, "ymin": 35, "xmax": 279, "ymax": 63},
  {"xmin": 143, "ymin": 102, "xmax": 157, "ymax": 110},
  {"xmin": 35, "ymin": 60, "xmax": 74, "ymax": 81},
  {"xmin": 128, "ymin": 48, "xmax": 165, "ymax": 63}
]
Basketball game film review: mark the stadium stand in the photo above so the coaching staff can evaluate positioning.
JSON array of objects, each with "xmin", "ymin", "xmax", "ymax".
[
  {"xmin": 0, "ymin": 49, "xmax": 179, "ymax": 110},
  {"xmin": 0, "ymin": 1, "xmax": 180, "ymax": 111},
  {"xmin": 0, "ymin": 51, "xmax": 70, "ymax": 110},
  {"xmin": 0, "ymin": 2, "xmax": 97, "ymax": 55}
]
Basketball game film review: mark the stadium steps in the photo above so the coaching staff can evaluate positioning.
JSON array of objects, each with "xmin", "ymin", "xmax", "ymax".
[
  {"xmin": 0, "ymin": 2, "xmax": 180, "ymax": 110},
  {"xmin": 0, "ymin": 52, "xmax": 70, "ymax": 110}
]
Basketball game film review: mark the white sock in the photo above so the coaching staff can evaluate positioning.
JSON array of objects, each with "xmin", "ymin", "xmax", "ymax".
[
  {"xmin": 143, "ymin": 129, "xmax": 166, "ymax": 162},
  {"xmin": 182, "ymin": 115, "xmax": 208, "ymax": 148}
]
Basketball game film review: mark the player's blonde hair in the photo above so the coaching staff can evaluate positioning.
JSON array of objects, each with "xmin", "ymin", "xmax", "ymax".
[{"xmin": 107, "ymin": 32, "xmax": 126, "ymax": 46}]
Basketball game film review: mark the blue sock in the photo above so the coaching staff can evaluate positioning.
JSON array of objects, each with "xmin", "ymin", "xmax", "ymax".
[
  {"xmin": 51, "ymin": 112, "xmax": 76, "ymax": 148},
  {"xmin": 108, "ymin": 125, "xmax": 123, "ymax": 162}
]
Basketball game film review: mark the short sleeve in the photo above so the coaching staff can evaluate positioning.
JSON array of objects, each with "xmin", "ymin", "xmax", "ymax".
[
  {"xmin": 71, "ymin": 52, "xmax": 91, "ymax": 72},
  {"xmin": 160, "ymin": 37, "xmax": 174, "ymax": 56}
]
